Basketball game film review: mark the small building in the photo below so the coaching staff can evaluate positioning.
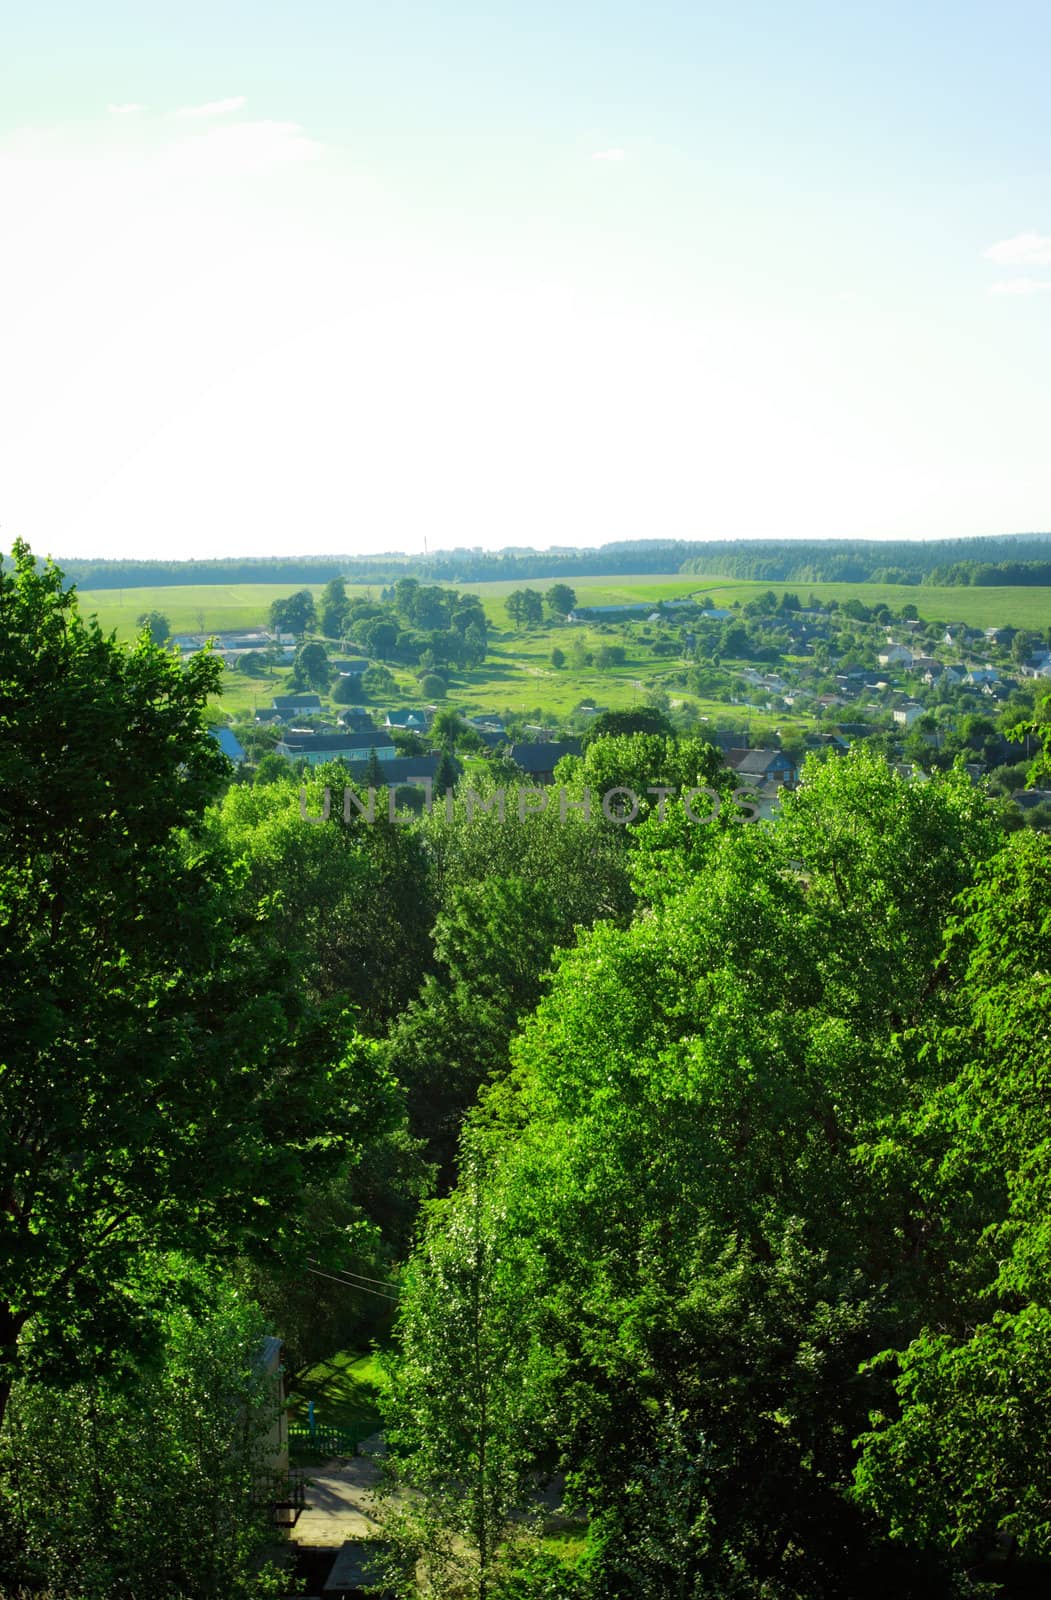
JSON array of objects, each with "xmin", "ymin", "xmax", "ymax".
[
  {"xmin": 210, "ymin": 726, "xmax": 246, "ymax": 764},
  {"xmin": 1012, "ymin": 789, "xmax": 1051, "ymax": 812},
  {"xmin": 384, "ymin": 708, "xmax": 429, "ymax": 730},
  {"xmin": 567, "ymin": 603, "xmax": 648, "ymax": 621},
  {"xmin": 878, "ymin": 645, "xmax": 913, "ymax": 667},
  {"xmin": 509, "ymin": 740, "xmax": 583, "ymax": 784},
  {"xmin": 345, "ymin": 753, "xmax": 456, "ymax": 791},
  {"xmin": 724, "ymin": 748, "xmax": 799, "ymax": 786},
  {"xmin": 273, "ymin": 693, "xmax": 323, "ymax": 714},
  {"xmin": 276, "ymin": 731, "xmax": 397, "ymax": 766},
  {"xmin": 893, "ymin": 703, "xmax": 925, "ymax": 728}
]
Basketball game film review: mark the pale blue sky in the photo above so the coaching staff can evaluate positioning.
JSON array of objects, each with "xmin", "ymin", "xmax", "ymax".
[{"xmin": 3, "ymin": 1, "xmax": 1051, "ymax": 558}]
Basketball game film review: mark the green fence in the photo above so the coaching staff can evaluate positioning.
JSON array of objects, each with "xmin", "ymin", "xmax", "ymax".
[{"xmin": 288, "ymin": 1419, "xmax": 379, "ymax": 1457}]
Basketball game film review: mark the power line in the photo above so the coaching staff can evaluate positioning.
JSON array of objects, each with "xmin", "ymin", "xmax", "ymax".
[
  {"xmin": 304, "ymin": 1264, "xmax": 400, "ymax": 1304},
  {"xmin": 307, "ymin": 1258, "xmax": 401, "ymax": 1292}
]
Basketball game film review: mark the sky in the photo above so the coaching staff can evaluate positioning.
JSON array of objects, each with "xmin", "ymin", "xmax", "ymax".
[{"xmin": 3, "ymin": 0, "xmax": 1051, "ymax": 561}]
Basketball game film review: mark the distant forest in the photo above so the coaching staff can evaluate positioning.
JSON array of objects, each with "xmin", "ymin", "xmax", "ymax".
[{"xmin": 54, "ymin": 532, "xmax": 1051, "ymax": 590}]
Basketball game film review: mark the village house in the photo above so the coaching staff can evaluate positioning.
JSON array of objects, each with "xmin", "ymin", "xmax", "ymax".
[
  {"xmin": 724, "ymin": 748, "xmax": 800, "ymax": 786},
  {"xmin": 273, "ymin": 693, "xmax": 323, "ymax": 715},
  {"xmin": 210, "ymin": 727, "xmax": 246, "ymax": 764},
  {"xmin": 878, "ymin": 645, "xmax": 913, "ymax": 667},
  {"xmin": 276, "ymin": 730, "xmax": 397, "ymax": 766},
  {"xmin": 509, "ymin": 740, "xmax": 583, "ymax": 784},
  {"xmin": 384, "ymin": 708, "xmax": 429, "ymax": 730}
]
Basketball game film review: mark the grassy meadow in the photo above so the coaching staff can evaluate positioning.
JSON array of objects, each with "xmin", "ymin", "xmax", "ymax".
[
  {"xmin": 74, "ymin": 571, "xmax": 1050, "ymax": 728},
  {"xmin": 79, "ymin": 572, "xmax": 1051, "ymax": 642}
]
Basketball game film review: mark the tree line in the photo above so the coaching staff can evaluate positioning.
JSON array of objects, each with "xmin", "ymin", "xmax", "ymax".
[{"xmin": 54, "ymin": 533, "xmax": 1051, "ymax": 593}]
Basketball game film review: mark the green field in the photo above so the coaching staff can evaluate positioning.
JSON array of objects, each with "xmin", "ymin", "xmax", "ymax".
[
  {"xmin": 79, "ymin": 572, "xmax": 1051, "ymax": 642},
  {"xmin": 76, "ymin": 582, "xmax": 370, "ymax": 640}
]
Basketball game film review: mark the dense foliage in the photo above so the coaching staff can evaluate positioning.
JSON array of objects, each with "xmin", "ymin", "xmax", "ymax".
[
  {"xmin": 5, "ymin": 539, "xmax": 1051, "ymax": 1598},
  {"xmin": 385, "ymin": 751, "xmax": 1051, "ymax": 1597}
]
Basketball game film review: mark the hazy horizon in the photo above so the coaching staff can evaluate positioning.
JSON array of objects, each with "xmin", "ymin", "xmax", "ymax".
[{"xmin": 5, "ymin": 2, "xmax": 1051, "ymax": 561}]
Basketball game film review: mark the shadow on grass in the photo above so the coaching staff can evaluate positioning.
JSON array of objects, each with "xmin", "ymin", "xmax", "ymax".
[{"xmin": 288, "ymin": 1349, "xmax": 388, "ymax": 1435}]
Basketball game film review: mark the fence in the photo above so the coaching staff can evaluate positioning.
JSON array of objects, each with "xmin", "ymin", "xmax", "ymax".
[{"xmin": 288, "ymin": 1419, "xmax": 379, "ymax": 1458}]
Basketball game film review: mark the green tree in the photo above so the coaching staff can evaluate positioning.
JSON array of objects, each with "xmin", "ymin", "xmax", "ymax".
[
  {"xmin": 401, "ymin": 749, "xmax": 1001, "ymax": 1596},
  {"xmin": 135, "ymin": 609, "xmax": 170, "ymax": 645},
  {"xmin": 382, "ymin": 1153, "xmax": 554, "ymax": 1600},
  {"xmin": 0, "ymin": 545, "xmax": 370, "ymax": 1429},
  {"xmin": 319, "ymin": 574, "xmax": 351, "ymax": 639},
  {"xmin": 361, "ymin": 617, "xmax": 399, "ymax": 659},
  {"xmin": 332, "ymin": 671, "xmax": 365, "ymax": 703},
  {"xmin": 505, "ymin": 590, "xmax": 543, "ymax": 630},
  {"xmin": 210, "ymin": 771, "xmax": 434, "ymax": 1027},
  {"xmin": 854, "ymin": 831, "xmax": 1051, "ymax": 1564},
  {"xmin": 268, "ymin": 588, "xmax": 316, "ymax": 636},
  {"xmin": 429, "ymin": 709, "xmax": 480, "ymax": 754},
  {"xmin": 361, "ymin": 663, "xmax": 397, "ymax": 700},
  {"xmin": 1, "ymin": 1262, "xmax": 285, "ymax": 1599},
  {"xmin": 544, "ymin": 583, "xmax": 576, "ymax": 618},
  {"xmin": 580, "ymin": 706, "xmax": 673, "ymax": 746},
  {"xmin": 294, "ymin": 639, "xmax": 330, "ymax": 691},
  {"xmin": 593, "ymin": 643, "xmax": 626, "ymax": 669},
  {"xmin": 549, "ymin": 647, "xmax": 566, "ymax": 670}
]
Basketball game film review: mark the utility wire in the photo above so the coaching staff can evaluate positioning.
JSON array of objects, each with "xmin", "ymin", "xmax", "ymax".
[
  {"xmin": 304, "ymin": 1264, "xmax": 400, "ymax": 1304},
  {"xmin": 307, "ymin": 1257, "xmax": 401, "ymax": 1292}
]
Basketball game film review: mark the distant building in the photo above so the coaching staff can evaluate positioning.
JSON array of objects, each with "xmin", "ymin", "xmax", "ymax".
[
  {"xmin": 273, "ymin": 693, "xmax": 323, "ymax": 714},
  {"xmin": 384, "ymin": 708, "xmax": 429, "ymax": 730},
  {"xmin": 724, "ymin": 748, "xmax": 799, "ymax": 785},
  {"xmin": 276, "ymin": 731, "xmax": 397, "ymax": 766},
  {"xmin": 509, "ymin": 740, "xmax": 583, "ymax": 784},
  {"xmin": 210, "ymin": 727, "xmax": 246, "ymax": 764}
]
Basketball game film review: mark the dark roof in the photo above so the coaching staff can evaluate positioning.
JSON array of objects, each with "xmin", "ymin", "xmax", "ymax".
[
  {"xmin": 278, "ymin": 732, "xmax": 395, "ymax": 754},
  {"xmin": 273, "ymin": 693, "xmax": 322, "ymax": 710},
  {"xmin": 705, "ymin": 729, "xmax": 745, "ymax": 752},
  {"xmin": 338, "ymin": 708, "xmax": 379, "ymax": 729},
  {"xmin": 1012, "ymin": 789, "xmax": 1051, "ymax": 811},
  {"xmin": 725, "ymin": 749, "xmax": 796, "ymax": 777},
  {"xmin": 345, "ymin": 754, "xmax": 452, "ymax": 785},
  {"xmin": 509, "ymin": 740, "xmax": 582, "ymax": 774}
]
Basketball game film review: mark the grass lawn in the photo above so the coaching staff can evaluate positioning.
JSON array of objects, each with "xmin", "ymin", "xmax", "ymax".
[
  {"xmin": 287, "ymin": 1348, "xmax": 388, "ymax": 1434},
  {"xmin": 540, "ymin": 1527, "xmax": 590, "ymax": 1565}
]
